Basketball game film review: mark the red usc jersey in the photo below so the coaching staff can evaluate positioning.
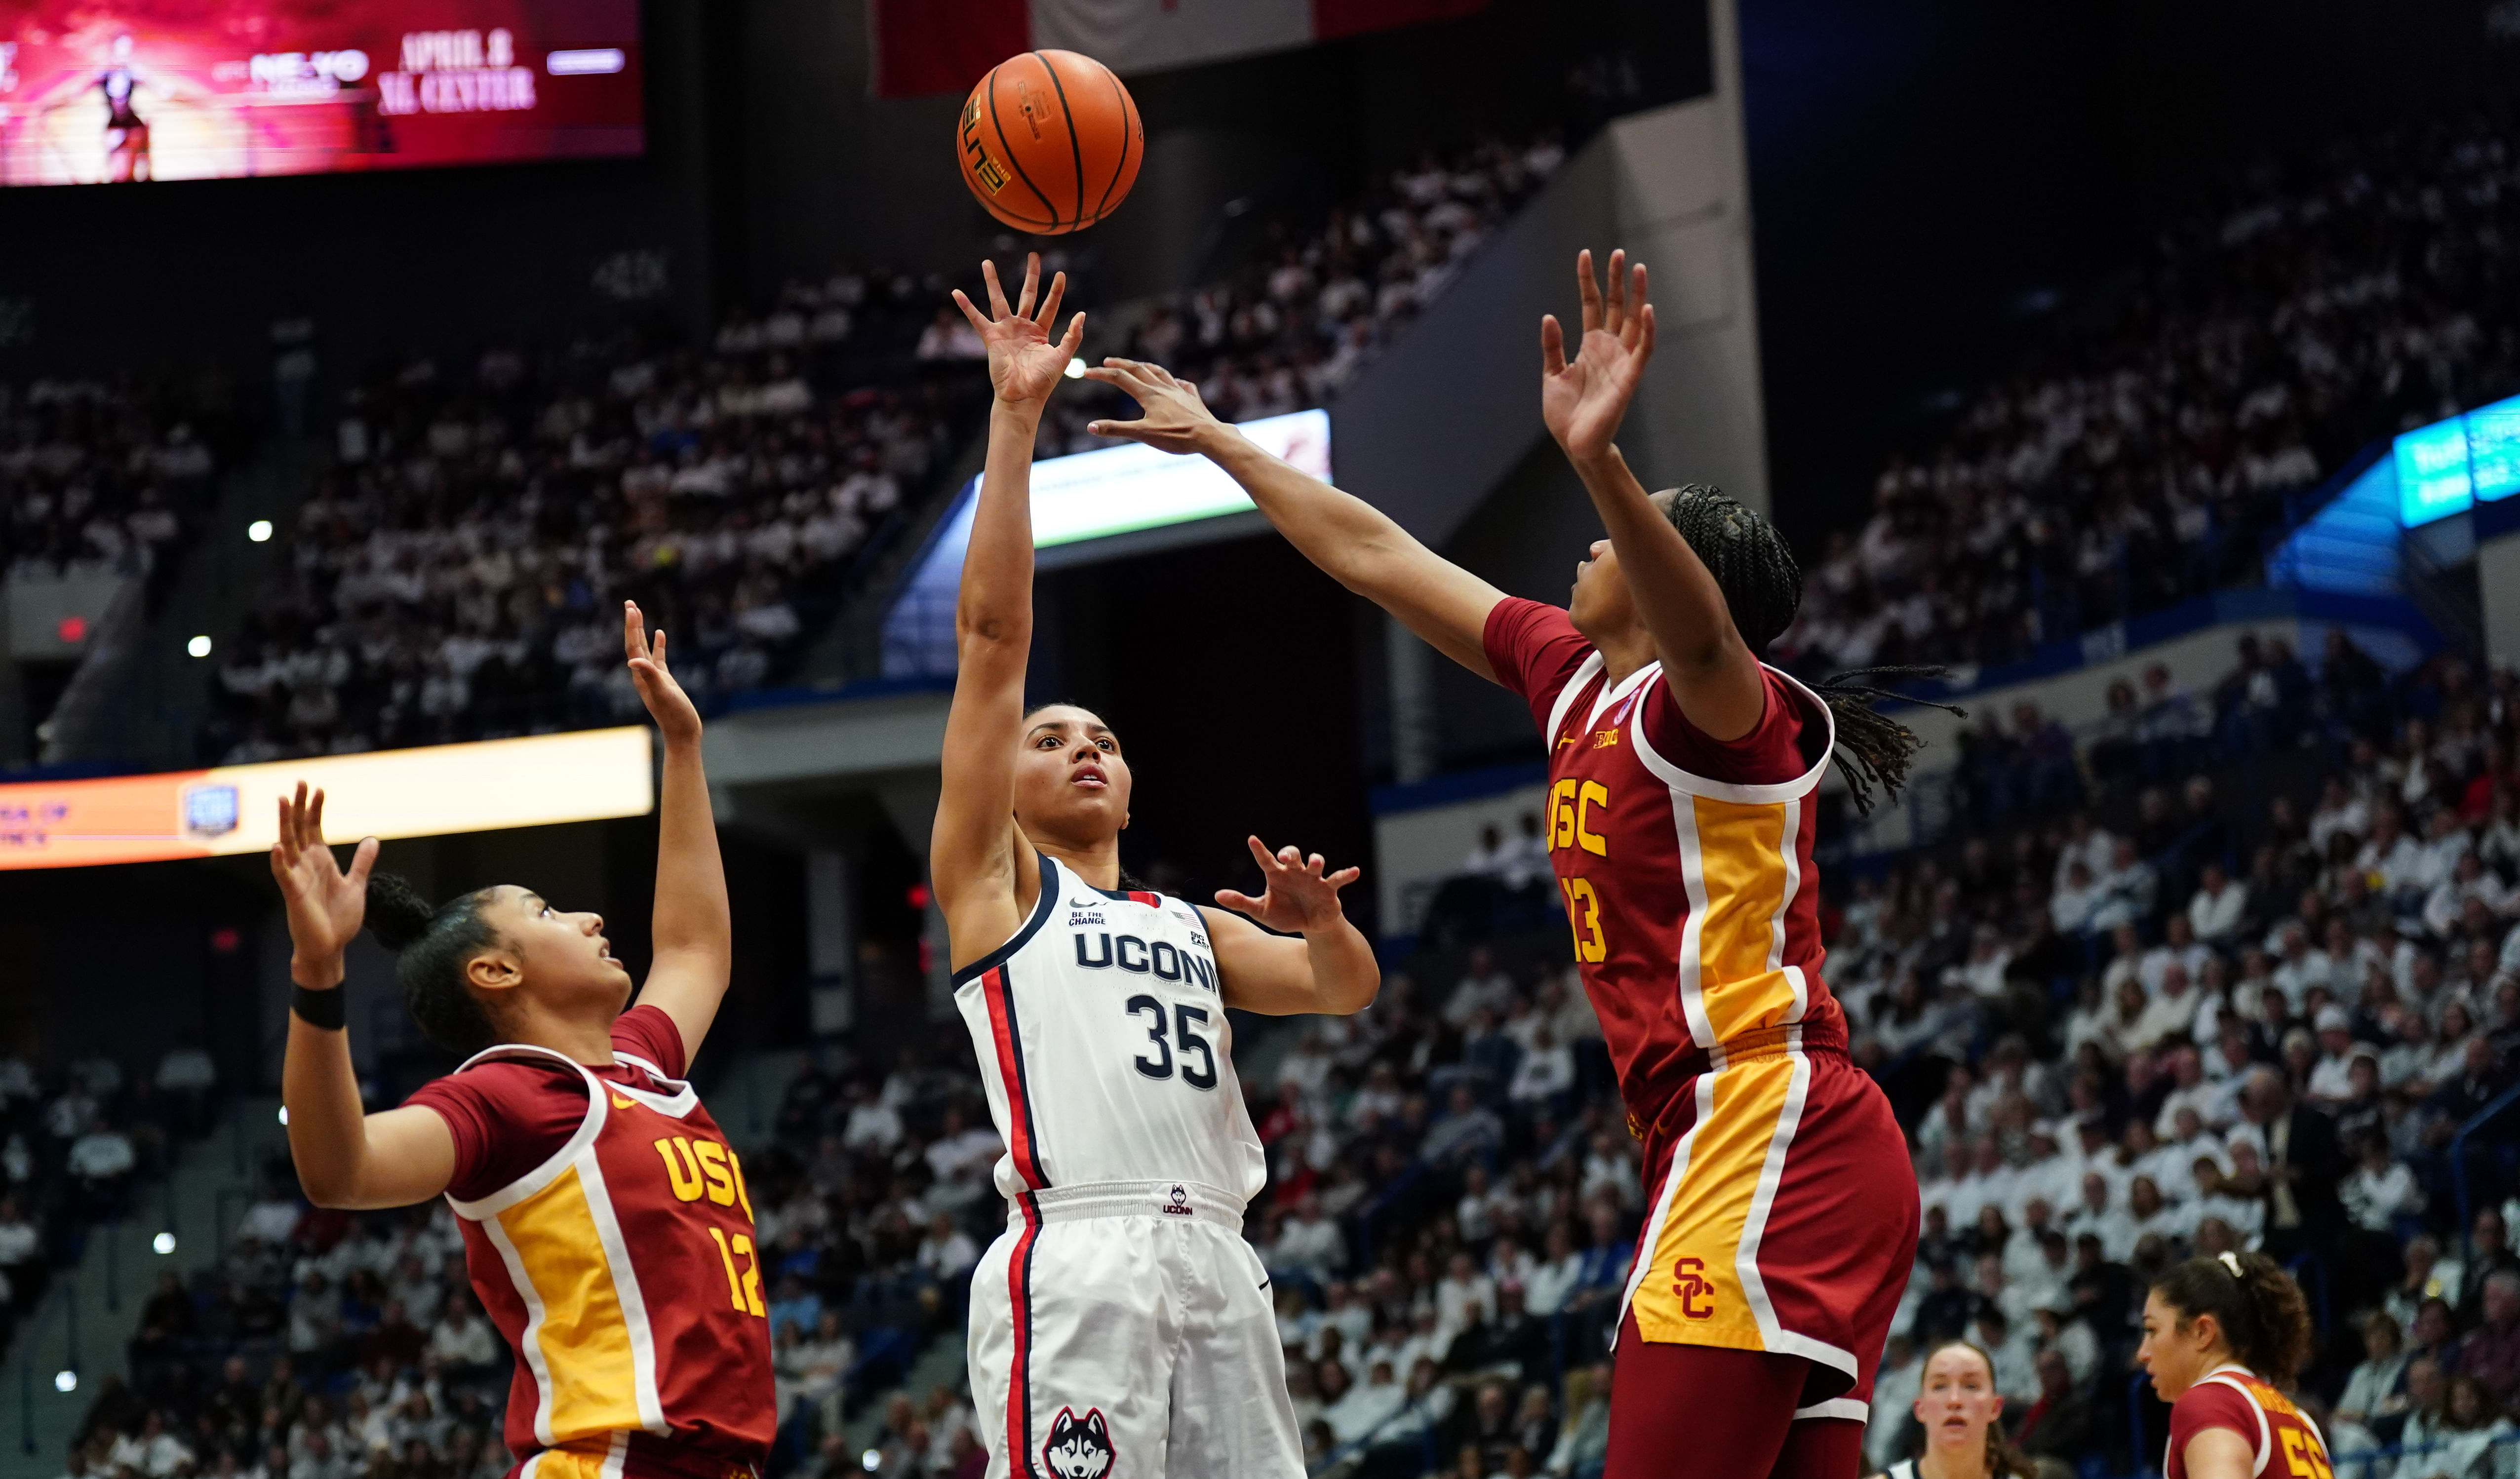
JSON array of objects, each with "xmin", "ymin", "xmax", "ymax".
[
  {"xmin": 406, "ymin": 1008, "xmax": 774, "ymax": 1479},
  {"xmin": 1483, "ymin": 598, "xmax": 1847, "ymax": 1160},
  {"xmin": 2166, "ymin": 1367, "xmax": 2333, "ymax": 1479}
]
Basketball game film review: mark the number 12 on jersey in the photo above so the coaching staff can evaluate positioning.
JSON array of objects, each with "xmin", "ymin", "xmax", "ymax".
[{"xmin": 1127, "ymin": 995, "xmax": 1218, "ymax": 1090}]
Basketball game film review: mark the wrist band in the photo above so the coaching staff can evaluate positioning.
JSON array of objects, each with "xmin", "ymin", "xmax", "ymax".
[{"xmin": 291, "ymin": 984, "xmax": 347, "ymax": 1031}]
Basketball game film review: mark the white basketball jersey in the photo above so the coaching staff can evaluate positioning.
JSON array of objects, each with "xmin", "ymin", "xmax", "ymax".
[{"xmin": 953, "ymin": 854, "xmax": 1267, "ymax": 1204}]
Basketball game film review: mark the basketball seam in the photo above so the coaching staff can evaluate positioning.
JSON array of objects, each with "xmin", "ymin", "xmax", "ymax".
[
  {"xmin": 1089, "ymin": 60, "xmax": 1134, "ymax": 228},
  {"xmin": 986, "ymin": 64, "xmax": 1061, "ymax": 232},
  {"xmin": 1032, "ymin": 51, "xmax": 1088, "ymax": 232}
]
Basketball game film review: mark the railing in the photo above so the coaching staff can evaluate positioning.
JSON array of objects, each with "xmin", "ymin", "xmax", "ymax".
[{"xmin": 2451, "ymin": 1082, "xmax": 2520, "ymax": 1248}]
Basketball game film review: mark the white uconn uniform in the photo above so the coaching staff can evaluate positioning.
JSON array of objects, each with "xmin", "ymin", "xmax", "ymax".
[{"xmin": 955, "ymin": 855, "xmax": 1302, "ymax": 1479}]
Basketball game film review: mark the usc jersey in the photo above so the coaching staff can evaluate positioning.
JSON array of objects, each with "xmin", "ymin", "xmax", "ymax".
[
  {"xmin": 1485, "ymin": 598, "xmax": 1914, "ymax": 1411},
  {"xmin": 2166, "ymin": 1367, "xmax": 2333, "ymax": 1479},
  {"xmin": 408, "ymin": 1009, "xmax": 774, "ymax": 1479}
]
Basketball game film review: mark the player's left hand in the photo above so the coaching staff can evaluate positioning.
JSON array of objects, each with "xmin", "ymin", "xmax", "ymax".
[
  {"xmin": 1541, "ymin": 248, "xmax": 1657, "ymax": 466},
  {"xmin": 953, "ymin": 254, "xmax": 1085, "ymax": 414},
  {"xmin": 1215, "ymin": 835, "xmax": 1361, "ymax": 934},
  {"xmin": 624, "ymin": 600, "xmax": 701, "ymax": 745}
]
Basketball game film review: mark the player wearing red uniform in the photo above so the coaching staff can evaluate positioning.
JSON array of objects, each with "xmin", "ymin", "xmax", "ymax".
[
  {"xmin": 1087, "ymin": 252, "xmax": 1941, "ymax": 1477},
  {"xmin": 271, "ymin": 603, "xmax": 773, "ymax": 1479},
  {"xmin": 2139, "ymin": 1252, "xmax": 2330, "ymax": 1479}
]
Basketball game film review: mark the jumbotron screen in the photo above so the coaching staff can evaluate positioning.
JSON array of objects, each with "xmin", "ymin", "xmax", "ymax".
[{"xmin": 0, "ymin": 0, "xmax": 640, "ymax": 185}]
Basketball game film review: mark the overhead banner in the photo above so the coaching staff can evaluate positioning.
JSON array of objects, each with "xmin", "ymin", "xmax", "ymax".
[
  {"xmin": 870, "ymin": 0, "xmax": 1487, "ymax": 97},
  {"xmin": 0, "ymin": 727, "xmax": 652, "ymax": 869}
]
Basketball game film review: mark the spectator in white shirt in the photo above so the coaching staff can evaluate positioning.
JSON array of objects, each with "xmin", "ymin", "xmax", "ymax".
[
  {"xmin": 1444, "ymin": 946, "xmax": 1517, "ymax": 1028},
  {"xmin": 2089, "ymin": 839, "xmax": 2159, "ymax": 934},
  {"xmin": 429, "ymin": 1299, "xmax": 498, "ymax": 1372},
  {"xmin": 839, "ymin": 1082, "xmax": 902, "ymax": 1155},
  {"xmin": 1461, "ymin": 823, "xmax": 1510, "ymax": 879},
  {"xmin": 2310, "ymin": 777, "xmax": 2371, "ymax": 854},
  {"xmin": 1507, "ymin": 1024, "xmax": 1575, "ymax": 1108},
  {"xmin": 2305, "ymin": 1006, "xmax": 2376, "ymax": 1104},
  {"xmin": 67, "ymin": 1120, "xmax": 134, "ymax": 1189},
  {"xmin": 915, "ymin": 1211, "xmax": 980, "ymax": 1284},
  {"xmin": 1270, "ymin": 1194, "xmax": 1346, "ymax": 1282},
  {"xmin": 2128, "ymin": 962, "xmax": 2204, "ymax": 1054},
  {"xmin": 0, "ymin": 1197, "xmax": 37, "ymax": 1269},
  {"xmin": 2356, "ymin": 806, "xmax": 2425, "ymax": 899},
  {"xmin": 1524, "ymin": 1221, "xmax": 1585, "ymax": 1317},
  {"xmin": 2189, "ymin": 860, "xmax": 2250, "ymax": 944},
  {"xmin": 2342, "ymin": 1131, "xmax": 2425, "ymax": 1233},
  {"xmin": 1501, "ymin": 812, "xmax": 1551, "ymax": 890},
  {"xmin": 2051, "ymin": 859, "xmax": 2105, "ymax": 936},
  {"xmin": 2427, "ymin": 852, "xmax": 2514, "ymax": 940}
]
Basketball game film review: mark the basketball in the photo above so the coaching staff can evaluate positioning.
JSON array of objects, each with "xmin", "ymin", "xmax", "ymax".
[{"xmin": 956, "ymin": 49, "xmax": 1143, "ymax": 234}]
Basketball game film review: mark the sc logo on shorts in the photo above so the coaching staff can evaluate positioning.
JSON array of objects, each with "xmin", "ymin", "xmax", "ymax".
[{"xmin": 1671, "ymin": 1256, "xmax": 1716, "ymax": 1320}]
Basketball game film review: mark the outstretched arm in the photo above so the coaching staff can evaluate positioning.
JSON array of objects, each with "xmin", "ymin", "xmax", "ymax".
[
  {"xmin": 1085, "ymin": 360, "xmax": 1506, "ymax": 681},
  {"xmin": 617, "ymin": 600, "xmax": 732, "ymax": 1059},
  {"xmin": 273, "ymin": 785, "xmax": 457, "ymax": 1209},
  {"xmin": 1543, "ymin": 249, "xmax": 1766, "ymax": 740},
  {"xmin": 1201, "ymin": 836, "xmax": 1378, "ymax": 1016},
  {"xmin": 931, "ymin": 257, "xmax": 1085, "ymax": 966}
]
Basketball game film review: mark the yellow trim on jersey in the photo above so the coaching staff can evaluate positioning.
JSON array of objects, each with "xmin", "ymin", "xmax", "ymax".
[{"xmin": 496, "ymin": 1165, "xmax": 646, "ymax": 1441}]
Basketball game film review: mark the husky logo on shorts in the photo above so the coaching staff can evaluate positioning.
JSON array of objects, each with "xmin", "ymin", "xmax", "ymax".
[
  {"xmin": 1163, "ymin": 1184, "xmax": 1193, "ymax": 1216},
  {"xmin": 1042, "ymin": 1407, "xmax": 1114, "ymax": 1479}
]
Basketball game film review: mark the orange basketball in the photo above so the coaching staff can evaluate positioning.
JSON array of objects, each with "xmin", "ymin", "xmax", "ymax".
[{"xmin": 955, "ymin": 50, "xmax": 1143, "ymax": 235}]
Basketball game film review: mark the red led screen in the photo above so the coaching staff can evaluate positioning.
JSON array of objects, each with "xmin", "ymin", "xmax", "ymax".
[{"xmin": 0, "ymin": 0, "xmax": 640, "ymax": 184}]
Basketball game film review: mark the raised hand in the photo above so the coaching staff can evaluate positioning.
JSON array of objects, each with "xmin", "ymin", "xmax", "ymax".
[
  {"xmin": 1540, "ymin": 248, "xmax": 1657, "ymax": 466},
  {"xmin": 952, "ymin": 254, "xmax": 1086, "ymax": 413},
  {"xmin": 624, "ymin": 599, "xmax": 700, "ymax": 745},
  {"xmin": 268, "ymin": 781, "xmax": 378, "ymax": 975},
  {"xmin": 1082, "ymin": 357, "xmax": 1228, "ymax": 455},
  {"xmin": 1214, "ymin": 835, "xmax": 1362, "ymax": 934}
]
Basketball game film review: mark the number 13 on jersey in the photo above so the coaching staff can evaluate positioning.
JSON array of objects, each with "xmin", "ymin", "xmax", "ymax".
[{"xmin": 1560, "ymin": 877, "xmax": 1605, "ymax": 963}]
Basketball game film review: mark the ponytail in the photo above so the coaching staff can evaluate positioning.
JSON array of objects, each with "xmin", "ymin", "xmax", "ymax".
[
  {"xmin": 1811, "ymin": 667, "xmax": 1967, "ymax": 817},
  {"xmin": 365, "ymin": 873, "xmax": 502, "ymax": 1057},
  {"xmin": 2149, "ymin": 1250, "xmax": 2314, "ymax": 1384},
  {"xmin": 1647, "ymin": 484, "xmax": 1966, "ymax": 817},
  {"xmin": 1918, "ymin": 1340, "xmax": 2039, "ymax": 1479}
]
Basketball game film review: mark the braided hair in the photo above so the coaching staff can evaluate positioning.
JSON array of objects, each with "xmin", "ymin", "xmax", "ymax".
[
  {"xmin": 364, "ymin": 873, "xmax": 503, "ymax": 1056},
  {"xmin": 1657, "ymin": 485, "xmax": 1963, "ymax": 816}
]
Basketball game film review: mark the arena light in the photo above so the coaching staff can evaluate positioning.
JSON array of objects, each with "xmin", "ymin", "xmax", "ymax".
[
  {"xmin": 277, "ymin": 1106, "xmax": 289, "ymax": 1126},
  {"xmin": 247, "ymin": 520, "xmax": 274, "ymax": 543},
  {"xmin": 1062, "ymin": 358, "xmax": 1085, "ymax": 379},
  {"xmin": 0, "ymin": 726, "xmax": 653, "ymax": 869},
  {"xmin": 53, "ymin": 1370, "xmax": 75, "ymax": 1393},
  {"xmin": 187, "ymin": 634, "xmax": 213, "ymax": 658},
  {"xmin": 153, "ymin": 1232, "xmax": 177, "ymax": 1255}
]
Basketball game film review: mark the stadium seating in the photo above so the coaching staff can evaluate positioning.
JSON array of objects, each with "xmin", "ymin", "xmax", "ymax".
[{"xmin": 1779, "ymin": 121, "xmax": 2520, "ymax": 677}]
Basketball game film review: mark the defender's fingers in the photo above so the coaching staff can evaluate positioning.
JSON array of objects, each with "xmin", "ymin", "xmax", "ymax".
[
  {"xmin": 1639, "ymin": 301, "xmax": 1658, "ymax": 361},
  {"xmin": 1084, "ymin": 418, "xmax": 1153, "ymax": 441},
  {"xmin": 1246, "ymin": 835, "xmax": 1278, "ymax": 869},
  {"xmin": 951, "ymin": 288, "xmax": 991, "ymax": 334},
  {"xmin": 1619, "ymin": 262, "xmax": 1649, "ymax": 347},
  {"xmin": 275, "ymin": 796, "xmax": 298, "ymax": 867},
  {"xmin": 346, "ymin": 837, "xmax": 380, "ymax": 888},
  {"xmin": 1059, "ymin": 311, "xmax": 1086, "ymax": 358},
  {"xmin": 307, "ymin": 786, "xmax": 327, "ymax": 845},
  {"xmin": 1327, "ymin": 866, "xmax": 1361, "ymax": 890},
  {"xmin": 1576, "ymin": 249, "xmax": 1602, "ymax": 331},
  {"xmin": 1213, "ymin": 890, "xmax": 1263, "ymax": 917},
  {"xmin": 1604, "ymin": 248, "xmax": 1628, "ymax": 330},
  {"xmin": 1541, "ymin": 314, "xmax": 1567, "ymax": 378},
  {"xmin": 981, "ymin": 259, "xmax": 1011, "ymax": 319},
  {"xmin": 1036, "ymin": 271, "xmax": 1067, "ymax": 328}
]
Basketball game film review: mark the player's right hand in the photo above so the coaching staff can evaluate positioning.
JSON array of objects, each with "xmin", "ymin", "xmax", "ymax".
[
  {"xmin": 952, "ymin": 253, "xmax": 1085, "ymax": 413},
  {"xmin": 269, "ymin": 781, "xmax": 378, "ymax": 980},
  {"xmin": 1082, "ymin": 358, "xmax": 1225, "ymax": 455}
]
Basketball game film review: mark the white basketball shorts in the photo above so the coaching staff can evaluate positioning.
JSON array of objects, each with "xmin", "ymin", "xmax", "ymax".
[{"xmin": 967, "ymin": 1179, "xmax": 1303, "ymax": 1479}]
